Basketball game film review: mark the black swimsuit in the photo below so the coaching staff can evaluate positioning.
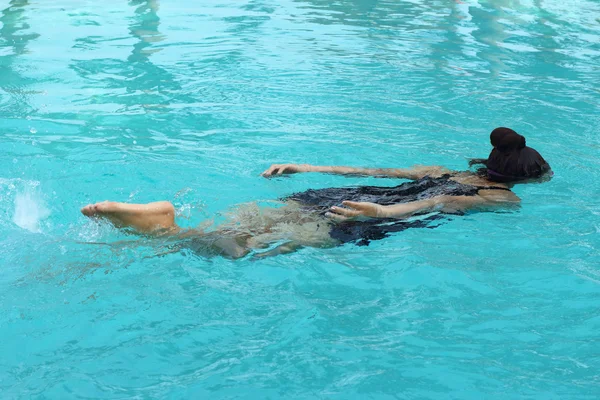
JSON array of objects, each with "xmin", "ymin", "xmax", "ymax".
[{"xmin": 284, "ymin": 174, "xmax": 510, "ymax": 246}]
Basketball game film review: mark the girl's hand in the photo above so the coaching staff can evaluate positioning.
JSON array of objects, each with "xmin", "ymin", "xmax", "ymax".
[
  {"xmin": 262, "ymin": 163, "xmax": 312, "ymax": 177},
  {"xmin": 325, "ymin": 201, "xmax": 386, "ymax": 222}
]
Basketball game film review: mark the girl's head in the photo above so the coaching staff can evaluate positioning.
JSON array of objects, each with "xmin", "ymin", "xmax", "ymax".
[{"xmin": 470, "ymin": 127, "xmax": 551, "ymax": 183}]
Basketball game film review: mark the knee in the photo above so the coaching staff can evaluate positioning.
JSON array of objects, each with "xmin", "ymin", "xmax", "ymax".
[
  {"xmin": 213, "ymin": 237, "xmax": 249, "ymax": 260},
  {"xmin": 227, "ymin": 246, "xmax": 250, "ymax": 260}
]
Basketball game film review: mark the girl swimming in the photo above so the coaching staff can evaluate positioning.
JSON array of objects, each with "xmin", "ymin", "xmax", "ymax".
[{"xmin": 81, "ymin": 127, "xmax": 551, "ymax": 258}]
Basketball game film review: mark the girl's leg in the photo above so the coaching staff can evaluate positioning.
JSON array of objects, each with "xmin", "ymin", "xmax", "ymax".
[
  {"xmin": 252, "ymin": 241, "xmax": 304, "ymax": 259},
  {"xmin": 81, "ymin": 200, "xmax": 250, "ymax": 259},
  {"xmin": 81, "ymin": 200, "xmax": 336, "ymax": 259}
]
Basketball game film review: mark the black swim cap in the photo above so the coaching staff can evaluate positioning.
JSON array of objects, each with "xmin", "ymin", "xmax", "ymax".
[
  {"xmin": 485, "ymin": 127, "xmax": 550, "ymax": 182},
  {"xmin": 490, "ymin": 127, "xmax": 526, "ymax": 152}
]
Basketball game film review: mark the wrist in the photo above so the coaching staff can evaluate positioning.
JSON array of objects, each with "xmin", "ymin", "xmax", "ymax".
[
  {"xmin": 377, "ymin": 205, "xmax": 390, "ymax": 218},
  {"xmin": 431, "ymin": 196, "xmax": 447, "ymax": 210}
]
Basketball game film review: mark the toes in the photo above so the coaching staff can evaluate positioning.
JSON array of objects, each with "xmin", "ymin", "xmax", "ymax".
[
  {"xmin": 81, "ymin": 203, "xmax": 105, "ymax": 216},
  {"xmin": 95, "ymin": 201, "xmax": 114, "ymax": 213},
  {"xmin": 81, "ymin": 205, "xmax": 93, "ymax": 216}
]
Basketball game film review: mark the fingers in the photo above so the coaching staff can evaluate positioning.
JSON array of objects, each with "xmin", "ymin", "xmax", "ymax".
[
  {"xmin": 341, "ymin": 201, "xmax": 365, "ymax": 210},
  {"xmin": 325, "ymin": 212, "xmax": 348, "ymax": 222},
  {"xmin": 341, "ymin": 201, "xmax": 381, "ymax": 217},
  {"xmin": 261, "ymin": 165, "xmax": 275, "ymax": 177},
  {"xmin": 261, "ymin": 164, "xmax": 281, "ymax": 177},
  {"xmin": 330, "ymin": 206, "xmax": 361, "ymax": 217},
  {"xmin": 326, "ymin": 201, "xmax": 380, "ymax": 222},
  {"xmin": 262, "ymin": 164, "xmax": 291, "ymax": 177}
]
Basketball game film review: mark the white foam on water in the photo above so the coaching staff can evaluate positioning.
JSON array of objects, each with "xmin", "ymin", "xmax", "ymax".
[{"xmin": 12, "ymin": 188, "xmax": 50, "ymax": 233}]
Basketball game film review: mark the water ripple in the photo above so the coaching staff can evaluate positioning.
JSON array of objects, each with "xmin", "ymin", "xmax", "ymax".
[{"xmin": 1, "ymin": 0, "xmax": 600, "ymax": 398}]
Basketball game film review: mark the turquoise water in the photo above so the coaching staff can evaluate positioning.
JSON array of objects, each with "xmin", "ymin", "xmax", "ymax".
[{"xmin": 1, "ymin": 0, "xmax": 600, "ymax": 398}]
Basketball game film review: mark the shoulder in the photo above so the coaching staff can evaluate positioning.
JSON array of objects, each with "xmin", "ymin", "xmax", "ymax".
[
  {"xmin": 450, "ymin": 173, "xmax": 514, "ymax": 190},
  {"xmin": 450, "ymin": 172, "xmax": 491, "ymax": 185},
  {"xmin": 406, "ymin": 165, "xmax": 454, "ymax": 179},
  {"xmin": 477, "ymin": 189, "xmax": 520, "ymax": 203}
]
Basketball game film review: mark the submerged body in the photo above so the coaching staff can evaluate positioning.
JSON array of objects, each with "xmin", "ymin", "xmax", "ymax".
[
  {"xmin": 81, "ymin": 169, "xmax": 519, "ymax": 258},
  {"xmin": 285, "ymin": 173, "xmax": 514, "ymax": 246}
]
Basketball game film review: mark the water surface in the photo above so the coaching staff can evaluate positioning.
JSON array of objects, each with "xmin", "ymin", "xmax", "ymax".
[{"xmin": 1, "ymin": 0, "xmax": 600, "ymax": 398}]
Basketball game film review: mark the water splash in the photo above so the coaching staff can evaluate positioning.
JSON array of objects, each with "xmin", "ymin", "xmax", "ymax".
[{"xmin": 13, "ymin": 188, "xmax": 50, "ymax": 233}]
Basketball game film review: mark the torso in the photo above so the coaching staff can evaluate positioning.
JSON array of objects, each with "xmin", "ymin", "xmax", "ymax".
[
  {"xmin": 285, "ymin": 173, "xmax": 514, "ymax": 210},
  {"xmin": 443, "ymin": 172, "xmax": 519, "ymax": 203},
  {"xmin": 283, "ymin": 172, "xmax": 517, "ymax": 246}
]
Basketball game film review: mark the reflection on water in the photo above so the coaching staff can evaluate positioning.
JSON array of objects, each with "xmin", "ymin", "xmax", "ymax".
[
  {"xmin": 123, "ymin": 0, "xmax": 181, "ymax": 113},
  {"xmin": 2, "ymin": 0, "xmax": 600, "ymax": 397},
  {"xmin": 128, "ymin": 0, "xmax": 165, "ymax": 63},
  {"xmin": 0, "ymin": 0, "xmax": 40, "ymax": 115},
  {"xmin": 69, "ymin": 0, "xmax": 180, "ymax": 116},
  {"xmin": 0, "ymin": 0, "xmax": 39, "ymax": 55},
  {"xmin": 292, "ymin": 0, "xmax": 598, "ymax": 80}
]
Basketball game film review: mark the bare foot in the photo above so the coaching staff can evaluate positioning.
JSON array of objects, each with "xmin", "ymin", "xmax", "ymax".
[
  {"xmin": 81, "ymin": 200, "xmax": 177, "ymax": 233},
  {"xmin": 81, "ymin": 201, "xmax": 117, "ymax": 217}
]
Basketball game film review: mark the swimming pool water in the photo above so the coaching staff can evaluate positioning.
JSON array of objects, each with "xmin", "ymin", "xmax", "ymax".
[{"xmin": 1, "ymin": 0, "xmax": 600, "ymax": 398}]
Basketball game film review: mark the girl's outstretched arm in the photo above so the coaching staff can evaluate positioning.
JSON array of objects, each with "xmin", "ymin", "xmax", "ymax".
[
  {"xmin": 262, "ymin": 163, "xmax": 452, "ymax": 180},
  {"xmin": 326, "ymin": 191, "xmax": 521, "ymax": 221}
]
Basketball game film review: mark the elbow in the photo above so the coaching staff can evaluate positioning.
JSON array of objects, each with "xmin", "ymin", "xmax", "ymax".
[{"xmin": 433, "ymin": 195, "xmax": 454, "ymax": 208}]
